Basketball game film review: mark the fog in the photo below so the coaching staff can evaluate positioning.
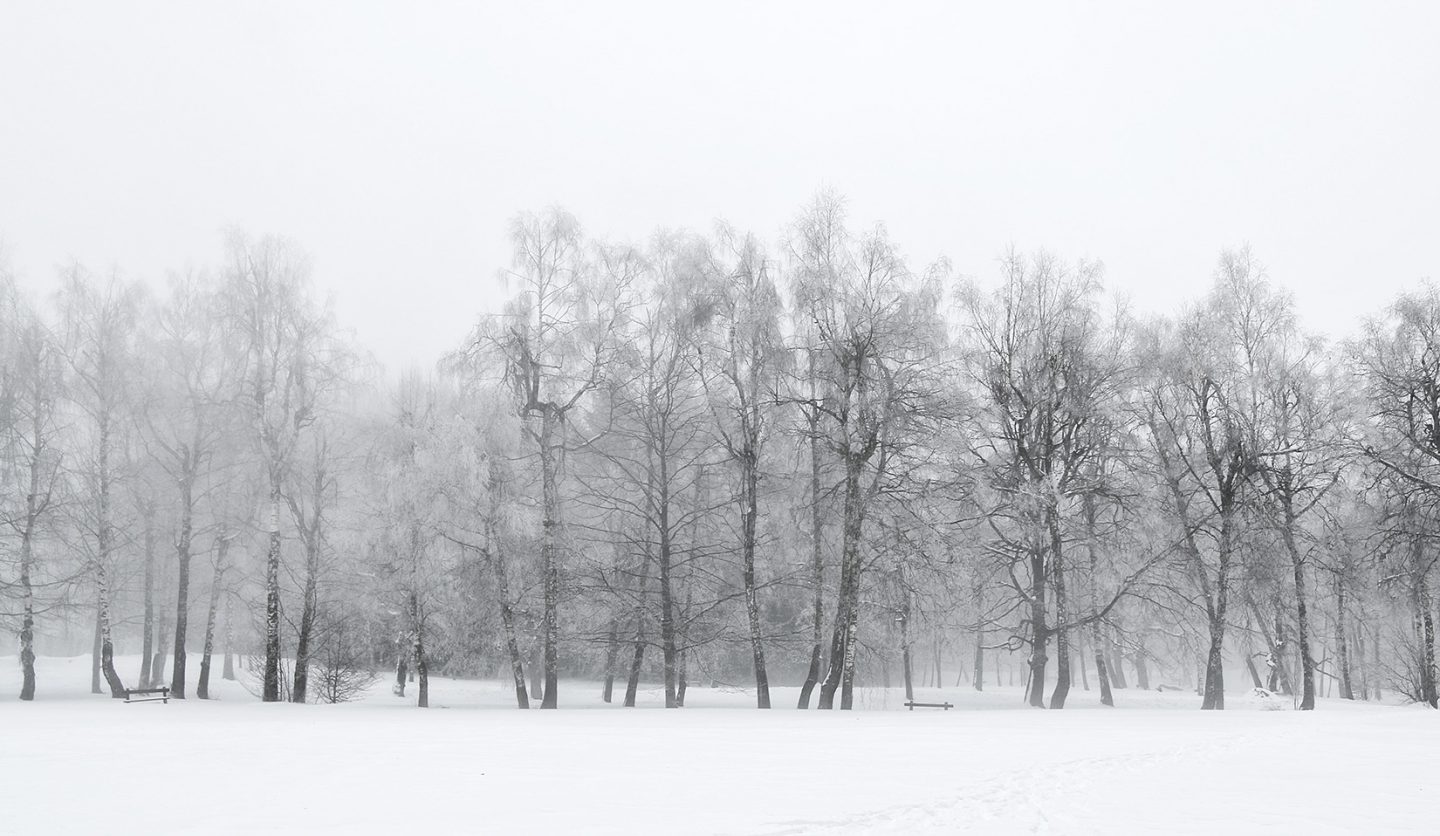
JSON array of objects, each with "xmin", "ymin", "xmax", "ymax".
[{"xmin": 4, "ymin": 2, "xmax": 1437, "ymax": 372}]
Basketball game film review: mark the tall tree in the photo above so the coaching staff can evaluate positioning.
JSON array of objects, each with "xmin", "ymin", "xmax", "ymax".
[
  {"xmin": 224, "ymin": 231, "xmax": 324, "ymax": 703},
  {"xmin": 960, "ymin": 250, "xmax": 1124, "ymax": 708},
  {"xmin": 141, "ymin": 272, "xmax": 238, "ymax": 699},
  {"xmin": 1141, "ymin": 251, "xmax": 1287, "ymax": 709},
  {"xmin": 789, "ymin": 193, "xmax": 946, "ymax": 710},
  {"xmin": 1353, "ymin": 281, "xmax": 1440, "ymax": 708},
  {"xmin": 2, "ymin": 283, "xmax": 66, "ymax": 701},
  {"xmin": 58, "ymin": 267, "xmax": 143, "ymax": 699},
  {"xmin": 459, "ymin": 208, "xmax": 634, "ymax": 708},
  {"xmin": 700, "ymin": 226, "xmax": 787, "ymax": 708}
]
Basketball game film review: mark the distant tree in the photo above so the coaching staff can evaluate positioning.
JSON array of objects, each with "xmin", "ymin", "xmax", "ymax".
[{"xmin": 1353, "ymin": 282, "xmax": 1440, "ymax": 707}]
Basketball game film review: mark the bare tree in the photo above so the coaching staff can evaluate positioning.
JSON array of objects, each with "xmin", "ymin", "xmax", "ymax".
[
  {"xmin": 1140, "ymin": 251, "xmax": 1293, "ymax": 709},
  {"xmin": 58, "ymin": 267, "xmax": 144, "ymax": 699},
  {"xmin": 458, "ymin": 208, "xmax": 634, "ymax": 708},
  {"xmin": 959, "ymin": 250, "xmax": 1125, "ymax": 708},
  {"xmin": 699, "ymin": 226, "xmax": 787, "ymax": 708},
  {"xmin": 1352, "ymin": 281, "xmax": 1440, "ymax": 707},
  {"xmin": 139, "ymin": 271, "xmax": 240, "ymax": 698},
  {"xmin": 789, "ymin": 193, "xmax": 946, "ymax": 710},
  {"xmin": 593, "ymin": 236, "xmax": 726, "ymax": 709},
  {"xmin": 2, "ymin": 283, "xmax": 66, "ymax": 701},
  {"xmin": 224, "ymin": 232, "xmax": 327, "ymax": 702}
]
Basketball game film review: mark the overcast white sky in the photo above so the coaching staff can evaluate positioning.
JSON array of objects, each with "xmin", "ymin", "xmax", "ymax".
[{"xmin": 2, "ymin": 1, "xmax": 1438, "ymax": 372}]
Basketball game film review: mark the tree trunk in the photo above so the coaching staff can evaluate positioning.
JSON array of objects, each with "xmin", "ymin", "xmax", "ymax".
[
  {"xmin": 96, "ymin": 561, "xmax": 125, "ymax": 698},
  {"xmin": 485, "ymin": 462, "xmax": 528, "ymax": 708},
  {"xmin": 18, "ymin": 516, "xmax": 38, "ymax": 701},
  {"xmin": 393, "ymin": 649, "xmax": 407, "ymax": 697},
  {"xmin": 1245, "ymin": 645, "xmax": 1264, "ymax": 689},
  {"xmin": 94, "ymin": 422, "xmax": 125, "ymax": 699},
  {"xmin": 657, "ymin": 477, "xmax": 679, "ymax": 709},
  {"xmin": 1200, "ymin": 501, "xmax": 1235, "ymax": 711},
  {"xmin": 1201, "ymin": 614, "xmax": 1227, "ymax": 709},
  {"xmin": 91, "ymin": 592, "xmax": 102, "ymax": 694},
  {"xmin": 139, "ymin": 512, "xmax": 155, "ymax": 688},
  {"xmin": 819, "ymin": 462, "xmax": 865, "ymax": 710},
  {"xmin": 1026, "ymin": 538, "xmax": 1049, "ymax": 708},
  {"xmin": 171, "ymin": 480, "xmax": 194, "ymax": 699},
  {"xmin": 412, "ymin": 593, "xmax": 429, "ymax": 708},
  {"xmin": 538, "ymin": 408, "xmax": 561, "ymax": 709},
  {"xmin": 1132, "ymin": 648, "xmax": 1150, "ymax": 690},
  {"xmin": 1250, "ymin": 598, "xmax": 1293, "ymax": 695},
  {"xmin": 676, "ymin": 642, "xmax": 688, "ymax": 707},
  {"xmin": 601, "ymin": 618, "xmax": 619, "ymax": 703},
  {"xmin": 1082, "ymin": 494, "xmax": 1113, "ymax": 706},
  {"xmin": 1372, "ymin": 629, "xmax": 1383, "ymax": 702},
  {"xmin": 1049, "ymin": 511, "xmax": 1071, "ymax": 709},
  {"xmin": 1352, "ymin": 624, "xmax": 1369, "ymax": 701},
  {"xmin": 17, "ymin": 395, "xmax": 50, "ymax": 701},
  {"xmin": 496, "ymin": 568, "xmax": 529, "ymax": 709},
  {"xmin": 1412, "ymin": 542, "xmax": 1437, "ymax": 707},
  {"xmin": 152, "ymin": 593, "xmax": 170, "ymax": 690},
  {"xmin": 624, "ymin": 621, "xmax": 645, "ymax": 708},
  {"xmin": 528, "ymin": 636, "xmax": 545, "ymax": 703},
  {"xmin": 222, "ymin": 595, "xmax": 236, "ymax": 681},
  {"xmin": 797, "ymin": 400, "xmax": 825, "ymax": 710},
  {"xmin": 262, "ymin": 492, "xmax": 283, "ymax": 702},
  {"xmin": 972, "ymin": 583, "xmax": 985, "ymax": 692},
  {"xmin": 899, "ymin": 569, "xmax": 914, "ymax": 702},
  {"xmin": 624, "ymin": 551, "xmax": 649, "ymax": 708},
  {"xmin": 1108, "ymin": 632, "xmax": 1128, "ymax": 689},
  {"xmin": 290, "ymin": 533, "xmax": 320, "ymax": 705},
  {"xmin": 1202, "ymin": 610, "xmax": 1227, "ymax": 710},
  {"xmin": 740, "ymin": 448, "xmax": 770, "ymax": 709},
  {"xmin": 1280, "ymin": 502, "xmax": 1316, "ymax": 710},
  {"xmin": 1335, "ymin": 574, "xmax": 1354, "ymax": 700},
  {"xmin": 197, "ymin": 537, "xmax": 229, "ymax": 700}
]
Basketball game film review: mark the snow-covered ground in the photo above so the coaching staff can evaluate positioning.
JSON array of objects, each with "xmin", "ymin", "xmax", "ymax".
[{"xmin": 0, "ymin": 655, "xmax": 1434, "ymax": 834}]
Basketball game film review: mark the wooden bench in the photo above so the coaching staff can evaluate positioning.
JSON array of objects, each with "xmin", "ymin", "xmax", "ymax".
[
  {"xmin": 124, "ymin": 686, "xmax": 170, "ymax": 704},
  {"xmin": 905, "ymin": 700, "xmax": 953, "ymax": 710}
]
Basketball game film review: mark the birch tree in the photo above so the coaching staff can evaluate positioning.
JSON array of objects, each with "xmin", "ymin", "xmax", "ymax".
[
  {"xmin": 2, "ymin": 283, "xmax": 66, "ymax": 700},
  {"xmin": 789, "ymin": 193, "xmax": 946, "ymax": 710},
  {"xmin": 699, "ymin": 226, "xmax": 787, "ymax": 708},
  {"xmin": 1353, "ymin": 281, "xmax": 1440, "ymax": 707},
  {"xmin": 140, "ymin": 271, "xmax": 239, "ymax": 698},
  {"xmin": 458, "ymin": 208, "xmax": 634, "ymax": 708},
  {"xmin": 58, "ymin": 267, "xmax": 143, "ymax": 699},
  {"xmin": 224, "ymin": 231, "xmax": 324, "ymax": 703},
  {"xmin": 1140, "ymin": 251, "xmax": 1291, "ymax": 709}
]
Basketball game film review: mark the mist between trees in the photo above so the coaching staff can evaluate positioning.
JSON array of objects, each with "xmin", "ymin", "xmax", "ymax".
[{"xmin": 3, "ymin": 192, "xmax": 1439, "ymax": 711}]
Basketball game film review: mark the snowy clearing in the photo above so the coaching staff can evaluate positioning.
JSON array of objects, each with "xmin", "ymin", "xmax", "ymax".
[{"xmin": 1, "ymin": 655, "xmax": 1435, "ymax": 835}]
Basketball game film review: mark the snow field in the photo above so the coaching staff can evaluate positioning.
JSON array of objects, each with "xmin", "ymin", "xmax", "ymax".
[{"xmin": 0, "ymin": 655, "xmax": 1434, "ymax": 834}]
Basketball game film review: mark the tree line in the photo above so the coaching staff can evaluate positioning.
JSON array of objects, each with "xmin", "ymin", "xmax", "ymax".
[{"xmin": 3, "ymin": 194, "xmax": 1438, "ymax": 710}]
